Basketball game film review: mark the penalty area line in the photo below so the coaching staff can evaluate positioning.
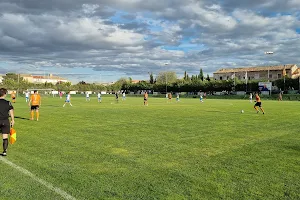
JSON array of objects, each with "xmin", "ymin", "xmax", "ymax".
[{"xmin": 0, "ymin": 157, "xmax": 76, "ymax": 200}]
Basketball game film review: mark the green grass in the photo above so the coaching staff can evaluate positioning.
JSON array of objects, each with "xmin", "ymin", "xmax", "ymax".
[{"xmin": 1, "ymin": 96, "xmax": 300, "ymax": 199}]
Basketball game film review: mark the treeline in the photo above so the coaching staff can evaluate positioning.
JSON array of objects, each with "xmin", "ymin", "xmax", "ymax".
[{"xmin": 1, "ymin": 72, "xmax": 299, "ymax": 93}]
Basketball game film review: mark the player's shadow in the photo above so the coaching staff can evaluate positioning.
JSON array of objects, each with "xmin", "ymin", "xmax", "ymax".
[
  {"xmin": 47, "ymin": 105, "xmax": 62, "ymax": 107},
  {"xmin": 15, "ymin": 116, "xmax": 30, "ymax": 121}
]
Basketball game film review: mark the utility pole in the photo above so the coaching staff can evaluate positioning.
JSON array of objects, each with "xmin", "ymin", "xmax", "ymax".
[{"xmin": 164, "ymin": 63, "xmax": 169, "ymax": 97}]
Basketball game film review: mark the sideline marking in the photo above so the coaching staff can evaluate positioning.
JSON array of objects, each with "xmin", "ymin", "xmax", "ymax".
[{"xmin": 0, "ymin": 157, "xmax": 76, "ymax": 200}]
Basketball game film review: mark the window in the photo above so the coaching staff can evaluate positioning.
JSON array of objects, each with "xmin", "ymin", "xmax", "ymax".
[
  {"xmin": 220, "ymin": 76, "xmax": 223, "ymax": 80},
  {"xmin": 227, "ymin": 76, "xmax": 229, "ymax": 80},
  {"xmin": 278, "ymin": 74, "xmax": 282, "ymax": 79},
  {"xmin": 269, "ymin": 74, "xmax": 272, "ymax": 79}
]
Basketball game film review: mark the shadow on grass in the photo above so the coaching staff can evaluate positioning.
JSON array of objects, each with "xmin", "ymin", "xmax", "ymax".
[
  {"xmin": 15, "ymin": 116, "xmax": 30, "ymax": 121},
  {"xmin": 285, "ymin": 145, "xmax": 300, "ymax": 152}
]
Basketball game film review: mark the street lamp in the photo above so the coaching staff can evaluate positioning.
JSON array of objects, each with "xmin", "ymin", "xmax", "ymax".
[{"xmin": 164, "ymin": 63, "xmax": 169, "ymax": 98}]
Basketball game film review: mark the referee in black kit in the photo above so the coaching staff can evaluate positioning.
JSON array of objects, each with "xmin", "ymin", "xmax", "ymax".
[{"xmin": 0, "ymin": 88, "xmax": 15, "ymax": 156}]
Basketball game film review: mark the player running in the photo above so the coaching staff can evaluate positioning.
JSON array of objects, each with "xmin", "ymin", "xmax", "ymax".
[
  {"xmin": 97, "ymin": 92, "xmax": 102, "ymax": 103},
  {"xmin": 63, "ymin": 92, "xmax": 73, "ymax": 107},
  {"xmin": 254, "ymin": 92, "xmax": 265, "ymax": 114},
  {"xmin": 200, "ymin": 94, "xmax": 203, "ymax": 103},
  {"xmin": 28, "ymin": 90, "xmax": 41, "ymax": 121}
]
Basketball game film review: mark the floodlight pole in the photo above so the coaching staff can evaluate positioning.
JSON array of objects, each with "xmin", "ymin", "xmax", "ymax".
[
  {"xmin": 164, "ymin": 63, "xmax": 169, "ymax": 97},
  {"xmin": 265, "ymin": 51, "xmax": 274, "ymax": 95}
]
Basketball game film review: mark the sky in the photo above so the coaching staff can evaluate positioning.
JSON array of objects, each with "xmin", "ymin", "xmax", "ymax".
[{"xmin": 0, "ymin": 0, "xmax": 300, "ymax": 83}]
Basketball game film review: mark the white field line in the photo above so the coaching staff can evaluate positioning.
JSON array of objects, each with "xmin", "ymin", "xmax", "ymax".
[{"xmin": 0, "ymin": 157, "xmax": 76, "ymax": 200}]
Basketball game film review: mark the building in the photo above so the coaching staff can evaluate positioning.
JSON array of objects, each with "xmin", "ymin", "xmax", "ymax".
[
  {"xmin": 0, "ymin": 74, "xmax": 4, "ymax": 83},
  {"xmin": 21, "ymin": 74, "xmax": 70, "ymax": 84},
  {"xmin": 213, "ymin": 64, "xmax": 300, "ymax": 81}
]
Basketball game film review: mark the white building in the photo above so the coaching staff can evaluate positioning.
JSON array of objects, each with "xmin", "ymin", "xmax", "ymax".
[{"xmin": 22, "ymin": 74, "xmax": 70, "ymax": 84}]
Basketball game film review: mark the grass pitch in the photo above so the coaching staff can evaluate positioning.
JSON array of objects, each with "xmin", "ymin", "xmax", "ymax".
[{"xmin": 1, "ymin": 96, "xmax": 300, "ymax": 199}]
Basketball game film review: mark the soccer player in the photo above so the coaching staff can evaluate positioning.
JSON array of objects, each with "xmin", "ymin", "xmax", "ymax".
[
  {"xmin": 25, "ymin": 90, "xmax": 30, "ymax": 102},
  {"xmin": 86, "ymin": 92, "xmax": 90, "ymax": 101},
  {"xmin": 203, "ymin": 92, "xmax": 207, "ymax": 100},
  {"xmin": 115, "ymin": 92, "xmax": 119, "ymax": 103},
  {"xmin": 122, "ymin": 92, "xmax": 126, "ymax": 101},
  {"xmin": 249, "ymin": 93, "xmax": 253, "ymax": 103},
  {"xmin": 97, "ymin": 92, "xmax": 102, "ymax": 103},
  {"xmin": 11, "ymin": 91, "xmax": 16, "ymax": 103},
  {"xmin": 63, "ymin": 92, "xmax": 73, "ymax": 107},
  {"xmin": 254, "ymin": 92, "xmax": 265, "ymax": 114},
  {"xmin": 278, "ymin": 92, "xmax": 283, "ymax": 101},
  {"xmin": 168, "ymin": 92, "xmax": 172, "ymax": 103},
  {"xmin": 176, "ymin": 92, "xmax": 180, "ymax": 102},
  {"xmin": 200, "ymin": 94, "xmax": 203, "ymax": 103},
  {"xmin": 0, "ymin": 88, "xmax": 14, "ymax": 156},
  {"xmin": 28, "ymin": 90, "xmax": 41, "ymax": 121},
  {"xmin": 144, "ymin": 91, "xmax": 148, "ymax": 106}
]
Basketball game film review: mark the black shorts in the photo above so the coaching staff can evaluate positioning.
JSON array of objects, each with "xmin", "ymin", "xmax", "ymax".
[
  {"xmin": 255, "ymin": 102, "xmax": 262, "ymax": 107},
  {"xmin": 0, "ymin": 119, "xmax": 10, "ymax": 134},
  {"xmin": 12, "ymin": 97, "xmax": 16, "ymax": 100},
  {"xmin": 144, "ymin": 98, "xmax": 147, "ymax": 101},
  {"xmin": 31, "ymin": 105, "xmax": 40, "ymax": 110}
]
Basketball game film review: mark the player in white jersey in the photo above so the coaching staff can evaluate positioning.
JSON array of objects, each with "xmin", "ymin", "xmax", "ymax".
[
  {"xmin": 63, "ymin": 92, "xmax": 72, "ymax": 107},
  {"xmin": 122, "ymin": 92, "xmax": 126, "ymax": 101},
  {"xmin": 25, "ymin": 90, "xmax": 30, "ymax": 102},
  {"xmin": 86, "ymin": 92, "xmax": 90, "ymax": 101},
  {"xmin": 97, "ymin": 92, "xmax": 102, "ymax": 103},
  {"xmin": 176, "ymin": 93, "xmax": 180, "ymax": 102},
  {"xmin": 249, "ymin": 93, "xmax": 253, "ymax": 103},
  {"xmin": 200, "ymin": 95, "xmax": 203, "ymax": 103}
]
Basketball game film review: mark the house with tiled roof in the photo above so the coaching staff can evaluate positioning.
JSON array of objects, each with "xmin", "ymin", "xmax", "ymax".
[{"xmin": 213, "ymin": 64, "xmax": 299, "ymax": 81}]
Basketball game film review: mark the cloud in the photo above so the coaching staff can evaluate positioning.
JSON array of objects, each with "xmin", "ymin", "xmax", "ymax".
[{"xmin": 0, "ymin": 0, "xmax": 299, "ymax": 83}]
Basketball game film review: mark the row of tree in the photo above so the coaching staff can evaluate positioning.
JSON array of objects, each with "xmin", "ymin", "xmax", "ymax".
[{"xmin": 1, "ymin": 72, "xmax": 299, "ymax": 93}]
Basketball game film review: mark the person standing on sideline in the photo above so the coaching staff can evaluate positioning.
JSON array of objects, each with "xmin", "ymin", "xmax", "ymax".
[
  {"xmin": 28, "ymin": 90, "xmax": 41, "ymax": 121},
  {"xmin": 25, "ymin": 90, "xmax": 30, "ymax": 102},
  {"xmin": 203, "ymin": 92, "xmax": 207, "ymax": 100},
  {"xmin": 97, "ymin": 92, "xmax": 102, "ymax": 103},
  {"xmin": 0, "ymin": 88, "xmax": 15, "ymax": 156},
  {"xmin": 144, "ymin": 91, "xmax": 148, "ymax": 106},
  {"xmin": 254, "ymin": 92, "xmax": 265, "ymax": 114},
  {"xmin": 63, "ymin": 92, "xmax": 73, "ymax": 107},
  {"xmin": 249, "ymin": 93, "xmax": 253, "ymax": 103}
]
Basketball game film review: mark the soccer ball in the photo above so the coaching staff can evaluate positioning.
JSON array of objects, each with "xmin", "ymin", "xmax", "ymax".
[{"xmin": 241, "ymin": 110, "xmax": 244, "ymax": 113}]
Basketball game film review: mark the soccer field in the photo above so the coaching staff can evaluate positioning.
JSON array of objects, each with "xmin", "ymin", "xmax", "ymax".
[{"xmin": 1, "ymin": 96, "xmax": 300, "ymax": 200}]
